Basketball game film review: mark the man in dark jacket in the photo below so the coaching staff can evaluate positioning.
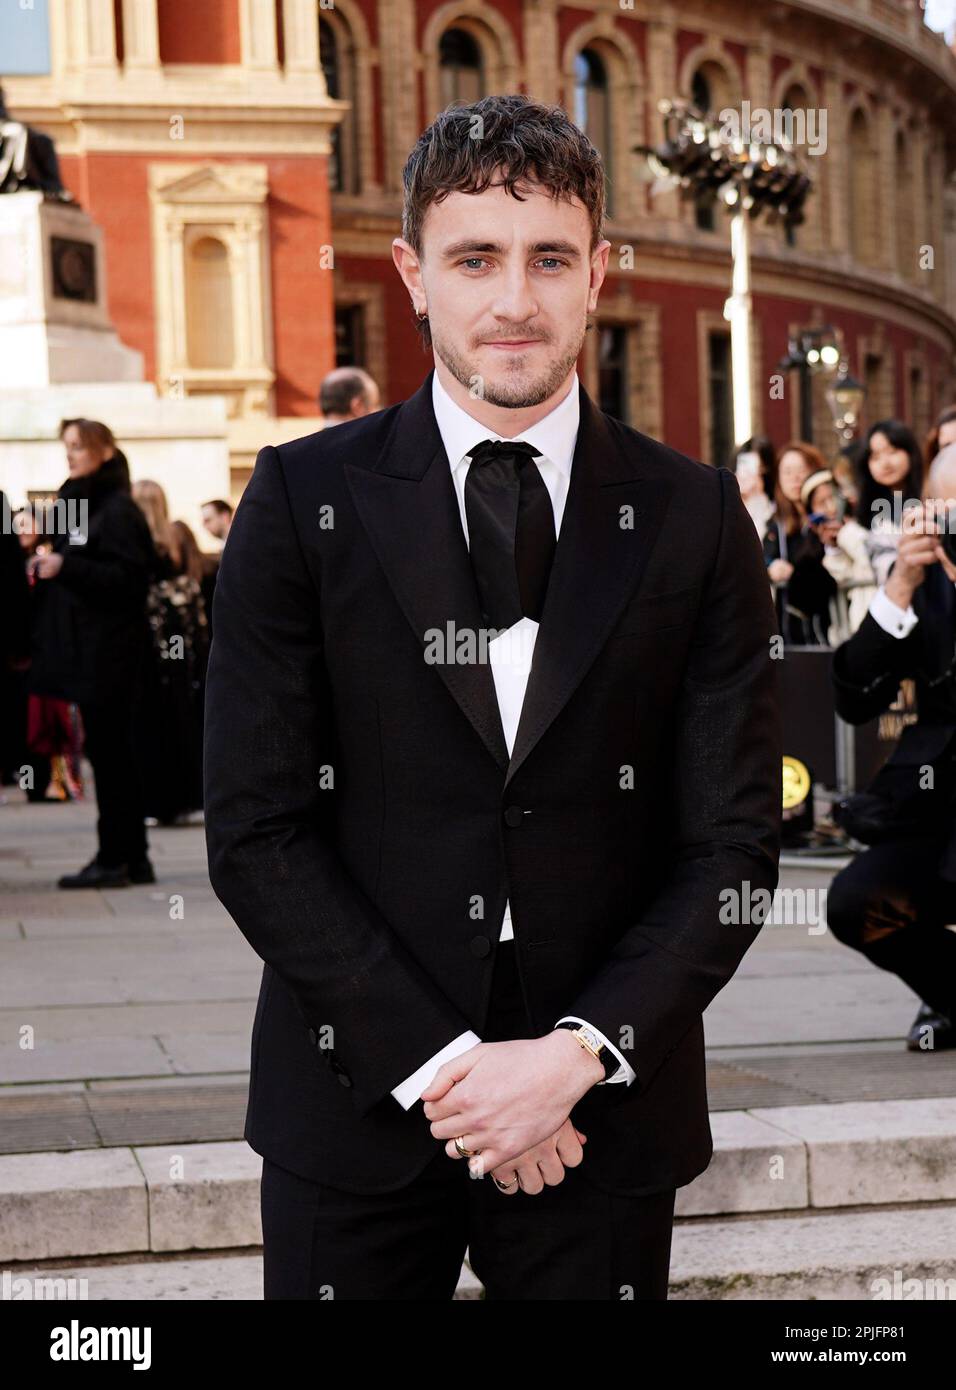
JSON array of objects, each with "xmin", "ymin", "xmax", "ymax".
[
  {"xmin": 29, "ymin": 423, "xmax": 157, "ymax": 887},
  {"xmin": 203, "ymin": 95, "xmax": 782, "ymax": 1301},
  {"xmin": 828, "ymin": 441, "xmax": 956, "ymax": 1050}
]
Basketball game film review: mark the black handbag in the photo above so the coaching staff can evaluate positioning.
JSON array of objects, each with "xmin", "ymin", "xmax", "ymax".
[{"xmin": 833, "ymin": 723, "xmax": 956, "ymax": 844}]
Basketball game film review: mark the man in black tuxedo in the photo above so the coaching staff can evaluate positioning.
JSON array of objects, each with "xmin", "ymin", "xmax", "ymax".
[{"xmin": 203, "ymin": 93, "xmax": 782, "ymax": 1300}]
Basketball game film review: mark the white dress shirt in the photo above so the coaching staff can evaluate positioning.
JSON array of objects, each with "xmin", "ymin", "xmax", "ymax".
[
  {"xmin": 390, "ymin": 371, "xmax": 636, "ymax": 1109},
  {"xmin": 868, "ymin": 574, "xmax": 956, "ymax": 639},
  {"xmin": 869, "ymin": 583, "xmax": 921, "ymax": 638}
]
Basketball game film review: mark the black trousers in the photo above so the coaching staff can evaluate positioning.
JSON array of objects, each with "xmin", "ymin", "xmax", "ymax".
[
  {"xmin": 826, "ymin": 835, "xmax": 956, "ymax": 1021},
  {"xmin": 260, "ymin": 940, "xmax": 677, "ymax": 1300},
  {"xmin": 79, "ymin": 698, "xmax": 148, "ymax": 867}
]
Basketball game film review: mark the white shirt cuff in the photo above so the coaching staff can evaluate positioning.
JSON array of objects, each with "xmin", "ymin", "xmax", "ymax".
[
  {"xmin": 390, "ymin": 1030, "xmax": 481, "ymax": 1110},
  {"xmin": 555, "ymin": 1016, "xmax": 636, "ymax": 1085},
  {"xmin": 869, "ymin": 584, "xmax": 918, "ymax": 638}
]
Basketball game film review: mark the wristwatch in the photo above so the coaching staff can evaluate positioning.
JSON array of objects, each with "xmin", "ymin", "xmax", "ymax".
[{"xmin": 555, "ymin": 1021, "xmax": 619, "ymax": 1081}]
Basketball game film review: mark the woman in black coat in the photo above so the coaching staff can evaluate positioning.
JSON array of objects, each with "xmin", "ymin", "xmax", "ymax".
[
  {"xmin": 762, "ymin": 440, "xmax": 838, "ymax": 645},
  {"xmin": 28, "ymin": 419, "xmax": 157, "ymax": 887}
]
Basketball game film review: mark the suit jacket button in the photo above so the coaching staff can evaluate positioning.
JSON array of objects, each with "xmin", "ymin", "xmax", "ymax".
[
  {"xmin": 470, "ymin": 934, "xmax": 491, "ymax": 958},
  {"xmin": 336, "ymin": 1070, "xmax": 353, "ymax": 1087},
  {"xmin": 503, "ymin": 805, "xmax": 524, "ymax": 827}
]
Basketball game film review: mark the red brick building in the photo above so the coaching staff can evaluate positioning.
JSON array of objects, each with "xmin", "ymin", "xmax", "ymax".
[{"xmin": 4, "ymin": 0, "xmax": 956, "ymax": 495}]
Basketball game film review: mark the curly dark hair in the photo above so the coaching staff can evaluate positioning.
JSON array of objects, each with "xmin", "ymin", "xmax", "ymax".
[{"xmin": 400, "ymin": 93, "xmax": 607, "ymax": 349}]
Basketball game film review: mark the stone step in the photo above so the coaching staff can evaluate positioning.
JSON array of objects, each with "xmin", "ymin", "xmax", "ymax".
[
  {"xmin": 678, "ymin": 1096, "xmax": 956, "ymax": 1216},
  {"xmin": 669, "ymin": 1205, "xmax": 956, "ymax": 1301},
  {"xmin": 2, "ymin": 1254, "xmax": 483, "ymax": 1300},
  {"xmin": 9, "ymin": 1208, "xmax": 956, "ymax": 1302},
  {"xmin": 3, "ymin": 1098, "xmax": 956, "ymax": 1264}
]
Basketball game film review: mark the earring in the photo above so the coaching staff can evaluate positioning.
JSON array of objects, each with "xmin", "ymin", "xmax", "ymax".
[{"xmin": 416, "ymin": 305, "xmax": 427, "ymax": 319}]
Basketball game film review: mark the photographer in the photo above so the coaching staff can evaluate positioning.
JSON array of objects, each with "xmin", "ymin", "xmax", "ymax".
[{"xmin": 827, "ymin": 441, "xmax": 956, "ymax": 1051}]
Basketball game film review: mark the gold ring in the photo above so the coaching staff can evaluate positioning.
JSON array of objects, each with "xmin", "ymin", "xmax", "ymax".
[
  {"xmin": 493, "ymin": 1174, "xmax": 519, "ymax": 1192},
  {"xmin": 454, "ymin": 1135, "xmax": 479, "ymax": 1158}
]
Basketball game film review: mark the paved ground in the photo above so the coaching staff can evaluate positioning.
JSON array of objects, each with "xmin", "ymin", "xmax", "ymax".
[{"xmin": 3, "ymin": 776, "xmax": 956, "ymax": 1155}]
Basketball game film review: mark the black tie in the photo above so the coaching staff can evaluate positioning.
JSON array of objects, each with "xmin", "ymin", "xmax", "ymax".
[{"xmin": 463, "ymin": 438, "xmax": 556, "ymax": 630}]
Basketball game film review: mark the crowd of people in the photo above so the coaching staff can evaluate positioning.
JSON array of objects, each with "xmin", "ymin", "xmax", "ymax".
[
  {"xmin": 3, "ymin": 382, "xmax": 954, "ymax": 894},
  {"xmin": 0, "ymin": 370, "xmax": 382, "ymax": 888},
  {"xmin": 0, "ymin": 417, "xmax": 232, "ymax": 887},
  {"xmin": 732, "ymin": 403, "xmax": 956, "ymax": 646},
  {"xmin": 731, "ymin": 403, "xmax": 956, "ymax": 1051}
]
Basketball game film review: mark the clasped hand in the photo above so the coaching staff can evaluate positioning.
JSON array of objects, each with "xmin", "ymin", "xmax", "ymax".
[{"xmin": 420, "ymin": 1033, "xmax": 604, "ymax": 1195}]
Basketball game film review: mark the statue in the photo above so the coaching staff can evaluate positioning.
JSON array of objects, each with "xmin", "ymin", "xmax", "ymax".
[{"xmin": 0, "ymin": 84, "xmax": 75, "ymax": 202}]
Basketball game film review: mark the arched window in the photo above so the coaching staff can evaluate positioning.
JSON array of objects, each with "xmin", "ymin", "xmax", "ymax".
[
  {"xmin": 691, "ymin": 69, "xmax": 715, "ymax": 230},
  {"xmin": 185, "ymin": 236, "xmax": 234, "ymax": 369},
  {"xmin": 321, "ymin": 16, "xmax": 358, "ymax": 193},
  {"xmin": 848, "ymin": 109, "xmax": 878, "ymax": 267},
  {"xmin": 439, "ymin": 27, "xmax": 484, "ymax": 106},
  {"xmin": 574, "ymin": 49, "xmax": 612, "ymax": 213},
  {"xmin": 691, "ymin": 68, "xmax": 711, "ymax": 114}
]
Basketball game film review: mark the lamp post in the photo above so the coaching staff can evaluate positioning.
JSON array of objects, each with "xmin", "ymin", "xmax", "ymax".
[
  {"xmin": 636, "ymin": 100, "xmax": 813, "ymax": 451},
  {"xmin": 826, "ymin": 363, "xmax": 866, "ymax": 442},
  {"xmin": 725, "ymin": 203, "xmax": 754, "ymax": 455},
  {"xmin": 777, "ymin": 325, "xmax": 843, "ymax": 443}
]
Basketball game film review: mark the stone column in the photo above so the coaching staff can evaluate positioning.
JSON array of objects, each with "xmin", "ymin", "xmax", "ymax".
[
  {"xmin": 239, "ymin": 0, "xmax": 279, "ymax": 74},
  {"xmin": 282, "ymin": 0, "xmax": 321, "ymax": 76},
  {"xmin": 910, "ymin": 116, "xmax": 929, "ymax": 284},
  {"xmin": 821, "ymin": 67, "xmax": 849, "ymax": 257},
  {"xmin": 121, "ymin": 0, "xmax": 160, "ymax": 74},
  {"xmin": 645, "ymin": 18, "xmax": 680, "ymax": 225},
  {"xmin": 523, "ymin": 0, "xmax": 559, "ymax": 105},
  {"xmin": 874, "ymin": 96, "xmax": 897, "ymax": 275},
  {"xmin": 378, "ymin": 0, "xmax": 418, "ymax": 195},
  {"xmin": 168, "ymin": 223, "xmax": 187, "ymax": 380},
  {"xmin": 746, "ymin": 33, "xmax": 772, "ymax": 110},
  {"xmin": 927, "ymin": 136, "xmax": 948, "ymax": 308},
  {"xmin": 73, "ymin": 0, "xmax": 119, "ymax": 74},
  {"xmin": 944, "ymin": 180, "xmax": 956, "ymax": 321}
]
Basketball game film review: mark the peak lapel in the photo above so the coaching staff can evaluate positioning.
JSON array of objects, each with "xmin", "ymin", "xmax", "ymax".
[
  {"xmin": 504, "ymin": 387, "xmax": 674, "ymax": 789},
  {"xmin": 345, "ymin": 370, "xmax": 510, "ymax": 771}
]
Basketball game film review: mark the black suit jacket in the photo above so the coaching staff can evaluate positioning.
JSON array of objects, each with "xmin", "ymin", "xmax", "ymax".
[{"xmin": 203, "ymin": 369, "xmax": 782, "ymax": 1196}]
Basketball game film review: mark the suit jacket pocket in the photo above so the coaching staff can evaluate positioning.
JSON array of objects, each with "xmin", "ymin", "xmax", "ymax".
[{"xmin": 611, "ymin": 583, "xmax": 700, "ymax": 638}]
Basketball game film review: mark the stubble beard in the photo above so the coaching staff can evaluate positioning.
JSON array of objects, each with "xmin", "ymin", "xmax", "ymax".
[{"xmin": 432, "ymin": 320, "xmax": 587, "ymax": 410}]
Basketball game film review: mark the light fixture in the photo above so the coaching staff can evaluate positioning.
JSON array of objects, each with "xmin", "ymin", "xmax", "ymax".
[{"xmin": 826, "ymin": 364, "xmax": 867, "ymax": 441}]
